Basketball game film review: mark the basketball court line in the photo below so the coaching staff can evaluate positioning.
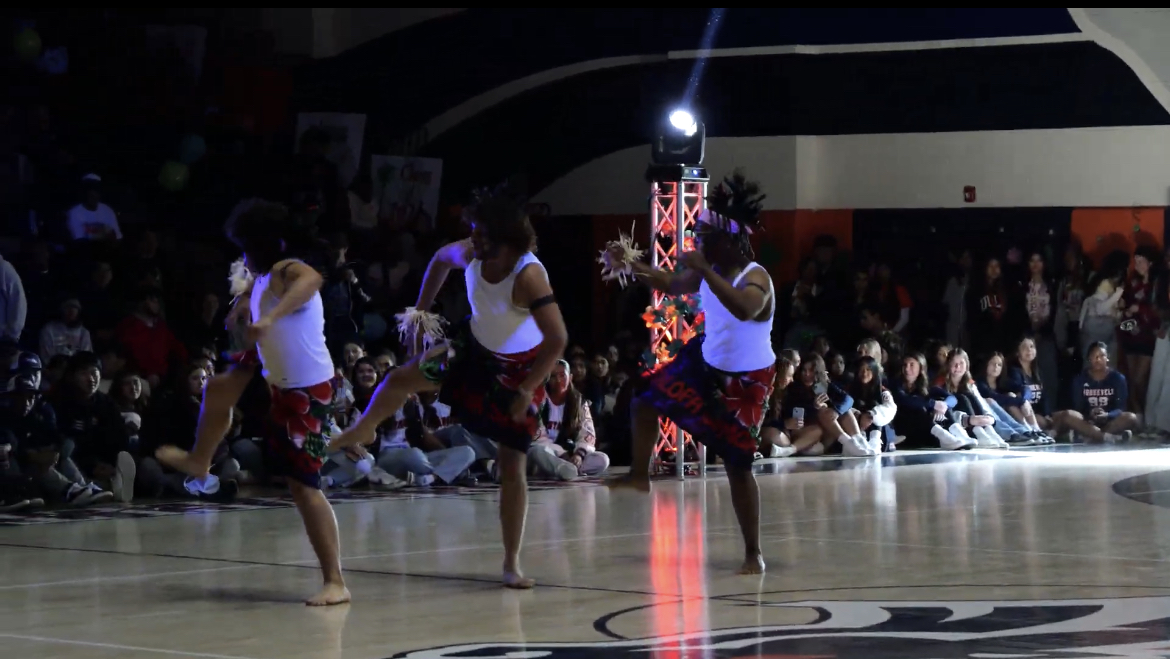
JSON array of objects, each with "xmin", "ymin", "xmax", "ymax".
[{"xmin": 0, "ymin": 632, "xmax": 264, "ymax": 659}]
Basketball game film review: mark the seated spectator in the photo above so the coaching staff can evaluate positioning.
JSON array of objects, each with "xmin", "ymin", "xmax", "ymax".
[
  {"xmin": 1, "ymin": 362, "xmax": 112, "ymax": 506},
  {"xmin": 891, "ymin": 352, "xmax": 973, "ymax": 450},
  {"xmin": 50, "ymin": 351, "xmax": 134, "ymax": 501},
  {"xmin": 373, "ymin": 395, "xmax": 477, "ymax": 487},
  {"xmin": 66, "ymin": 174, "xmax": 122, "ymax": 242},
  {"xmin": 846, "ymin": 355, "xmax": 897, "ymax": 453},
  {"xmin": 1055, "ymin": 341, "xmax": 1139, "ymax": 443},
  {"xmin": 1001, "ymin": 336, "xmax": 1057, "ymax": 437},
  {"xmin": 0, "ymin": 249, "xmax": 26, "ymax": 346},
  {"xmin": 372, "ymin": 349, "xmax": 396, "ymax": 377},
  {"xmin": 109, "ymin": 370, "xmax": 149, "ymax": 454},
  {"xmin": 825, "ymin": 349, "xmax": 848, "ymax": 387},
  {"xmin": 758, "ymin": 356, "xmax": 797, "ymax": 458},
  {"xmin": 39, "ymin": 298, "xmax": 92, "ymax": 361},
  {"xmin": 115, "ymin": 285, "xmax": 187, "ymax": 388},
  {"xmin": 78, "ymin": 261, "xmax": 121, "ymax": 349},
  {"xmin": 975, "ymin": 352, "xmax": 1049, "ymax": 446},
  {"xmin": 530, "ymin": 359, "xmax": 609, "ymax": 480},
  {"xmin": 930, "ymin": 349, "xmax": 1006, "ymax": 449},
  {"xmin": 139, "ymin": 363, "xmax": 239, "ymax": 500},
  {"xmin": 780, "ymin": 353, "xmax": 859, "ymax": 456}
]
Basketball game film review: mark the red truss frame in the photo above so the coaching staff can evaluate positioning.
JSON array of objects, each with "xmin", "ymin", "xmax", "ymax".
[{"xmin": 649, "ymin": 179, "xmax": 707, "ymax": 478}]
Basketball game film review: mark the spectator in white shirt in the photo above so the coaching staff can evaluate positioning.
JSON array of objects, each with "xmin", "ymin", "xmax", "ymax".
[
  {"xmin": 0, "ymin": 251, "xmax": 26, "ymax": 344},
  {"xmin": 67, "ymin": 174, "xmax": 122, "ymax": 241},
  {"xmin": 39, "ymin": 298, "xmax": 93, "ymax": 361}
]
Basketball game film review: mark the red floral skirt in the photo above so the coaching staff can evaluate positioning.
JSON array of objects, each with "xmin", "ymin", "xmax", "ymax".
[
  {"xmin": 225, "ymin": 348, "xmax": 335, "ymax": 488},
  {"xmin": 636, "ymin": 336, "xmax": 775, "ymax": 468},
  {"xmin": 420, "ymin": 319, "xmax": 546, "ymax": 453}
]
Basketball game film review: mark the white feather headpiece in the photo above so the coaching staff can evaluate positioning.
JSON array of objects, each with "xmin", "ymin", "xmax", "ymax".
[{"xmin": 228, "ymin": 258, "xmax": 254, "ymax": 301}]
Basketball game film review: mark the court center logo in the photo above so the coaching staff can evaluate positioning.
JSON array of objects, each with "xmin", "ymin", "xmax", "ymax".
[{"xmin": 392, "ymin": 596, "xmax": 1170, "ymax": 658}]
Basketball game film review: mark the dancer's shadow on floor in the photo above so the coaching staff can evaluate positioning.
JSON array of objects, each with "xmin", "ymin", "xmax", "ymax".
[{"xmin": 153, "ymin": 583, "xmax": 306, "ymax": 604}]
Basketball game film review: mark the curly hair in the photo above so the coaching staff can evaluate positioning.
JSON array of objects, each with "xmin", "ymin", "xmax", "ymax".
[
  {"xmin": 227, "ymin": 201, "xmax": 290, "ymax": 273},
  {"xmin": 466, "ymin": 177, "xmax": 537, "ymax": 255},
  {"xmin": 701, "ymin": 169, "xmax": 766, "ymax": 259}
]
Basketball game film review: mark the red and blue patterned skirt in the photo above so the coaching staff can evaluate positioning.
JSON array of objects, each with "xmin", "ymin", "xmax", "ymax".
[{"xmin": 636, "ymin": 336, "xmax": 775, "ymax": 469}]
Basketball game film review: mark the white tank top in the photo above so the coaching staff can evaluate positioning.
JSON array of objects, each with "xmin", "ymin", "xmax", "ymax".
[
  {"xmin": 249, "ymin": 265, "xmax": 336, "ymax": 388},
  {"xmin": 465, "ymin": 252, "xmax": 545, "ymax": 354},
  {"xmin": 544, "ymin": 401, "xmax": 565, "ymax": 440},
  {"xmin": 699, "ymin": 262, "xmax": 776, "ymax": 372}
]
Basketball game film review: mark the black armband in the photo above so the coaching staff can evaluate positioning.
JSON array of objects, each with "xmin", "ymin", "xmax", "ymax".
[
  {"xmin": 529, "ymin": 294, "xmax": 557, "ymax": 311},
  {"xmin": 744, "ymin": 282, "xmax": 768, "ymax": 294}
]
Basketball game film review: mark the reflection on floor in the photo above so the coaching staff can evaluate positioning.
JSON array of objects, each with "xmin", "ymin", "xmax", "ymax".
[{"xmin": 2, "ymin": 443, "xmax": 1170, "ymax": 659}]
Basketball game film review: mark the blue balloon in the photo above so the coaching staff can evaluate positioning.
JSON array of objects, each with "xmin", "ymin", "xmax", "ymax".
[{"xmin": 178, "ymin": 134, "xmax": 206, "ymax": 165}]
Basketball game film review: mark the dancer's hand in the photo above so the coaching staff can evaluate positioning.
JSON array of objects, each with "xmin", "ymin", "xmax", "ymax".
[
  {"xmin": 509, "ymin": 388, "xmax": 535, "ymax": 423},
  {"xmin": 678, "ymin": 249, "xmax": 710, "ymax": 274},
  {"xmin": 246, "ymin": 316, "xmax": 274, "ymax": 343}
]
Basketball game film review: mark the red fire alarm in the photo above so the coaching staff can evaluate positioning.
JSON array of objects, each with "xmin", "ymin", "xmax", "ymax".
[{"xmin": 963, "ymin": 186, "xmax": 977, "ymax": 203}]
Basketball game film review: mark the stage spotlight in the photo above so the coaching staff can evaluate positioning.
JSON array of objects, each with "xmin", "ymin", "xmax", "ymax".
[{"xmin": 652, "ymin": 107, "xmax": 705, "ymax": 166}]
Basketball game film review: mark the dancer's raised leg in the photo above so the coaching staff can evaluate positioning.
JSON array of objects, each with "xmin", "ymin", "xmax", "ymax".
[
  {"xmin": 329, "ymin": 353, "xmax": 441, "ymax": 451},
  {"xmin": 157, "ymin": 364, "xmax": 255, "ymax": 477}
]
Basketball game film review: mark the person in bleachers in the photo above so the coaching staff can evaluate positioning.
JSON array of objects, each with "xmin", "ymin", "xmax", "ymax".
[
  {"xmin": 0, "ymin": 249, "xmax": 26, "ymax": 347},
  {"xmin": 50, "ymin": 351, "xmax": 134, "ymax": 501},
  {"xmin": 975, "ymin": 352, "xmax": 1048, "ymax": 447},
  {"xmin": 845, "ymin": 355, "xmax": 897, "ymax": 454},
  {"xmin": 930, "ymin": 348, "xmax": 1005, "ymax": 449},
  {"xmin": 780, "ymin": 353, "xmax": 857, "ymax": 456},
  {"xmin": 39, "ymin": 298, "xmax": 92, "ymax": 361},
  {"xmin": 66, "ymin": 174, "xmax": 121, "ymax": 242},
  {"xmin": 891, "ymin": 352, "xmax": 973, "ymax": 450},
  {"xmin": 114, "ymin": 285, "xmax": 187, "ymax": 388}
]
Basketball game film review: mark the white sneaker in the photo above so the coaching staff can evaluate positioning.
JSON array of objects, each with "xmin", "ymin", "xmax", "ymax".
[
  {"xmin": 768, "ymin": 444, "xmax": 797, "ymax": 458},
  {"xmin": 66, "ymin": 483, "xmax": 114, "ymax": 506},
  {"xmin": 801, "ymin": 442, "xmax": 826, "ymax": 457},
  {"xmin": 840, "ymin": 434, "xmax": 872, "ymax": 457},
  {"xmin": 866, "ymin": 430, "xmax": 884, "ymax": 454},
  {"xmin": 415, "ymin": 474, "xmax": 436, "ymax": 487},
  {"xmin": 934, "ymin": 424, "xmax": 975, "ymax": 450},
  {"xmin": 112, "ymin": 451, "xmax": 136, "ymax": 503},
  {"xmin": 970, "ymin": 425, "xmax": 1000, "ymax": 448},
  {"xmin": 368, "ymin": 468, "xmax": 408, "ymax": 489},
  {"xmin": 554, "ymin": 460, "xmax": 579, "ymax": 481}
]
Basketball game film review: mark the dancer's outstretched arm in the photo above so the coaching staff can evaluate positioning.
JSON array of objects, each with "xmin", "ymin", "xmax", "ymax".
[
  {"xmin": 417, "ymin": 239, "xmax": 473, "ymax": 310},
  {"xmin": 606, "ymin": 245, "xmax": 701, "ymax": 295}
]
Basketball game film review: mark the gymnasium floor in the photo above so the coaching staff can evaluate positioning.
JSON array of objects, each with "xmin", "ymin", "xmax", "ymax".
[{"xmin": 2, "ymin": 445, "xmax": 1170, "ymax": 659}]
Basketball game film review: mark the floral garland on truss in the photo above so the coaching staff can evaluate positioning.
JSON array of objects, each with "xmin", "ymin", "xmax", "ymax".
[{"xmin": 640, "ymin": 294, "xmax": 705, "ymax": 376}]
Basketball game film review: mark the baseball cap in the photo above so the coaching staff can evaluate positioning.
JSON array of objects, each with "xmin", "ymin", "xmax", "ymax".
[{"xmin": 1, "ymin": 372, "xmax": 38, "ymax": 394}]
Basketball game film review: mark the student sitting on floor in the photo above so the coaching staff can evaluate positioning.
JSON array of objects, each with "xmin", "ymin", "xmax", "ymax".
[{"xmin": 529, "ymin": 359, "xmax": 609, "ymax": 481}]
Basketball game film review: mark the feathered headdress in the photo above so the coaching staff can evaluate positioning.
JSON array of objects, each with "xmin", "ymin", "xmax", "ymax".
[{"xmin": 699, "ymin": 170, "xmax": 766, "ymax": 236}]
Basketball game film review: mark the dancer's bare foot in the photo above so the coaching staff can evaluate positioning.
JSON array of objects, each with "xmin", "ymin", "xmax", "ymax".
[
  {"xmin": 502, "ymin": 570, "xmax": 536, "ymax": 589},
  {"xmin": 737, "ymin": 554, "xmax": 766, "ymax": 575},
  {"xmin": 305, "ymin": 582, "xmax": 351, "ymax": 606},
  {"xmin": 155, "ymin": 446, "xmax": 211, "ymax": 479},
  {"xmin": 605, "ymin": 474, "xmax": 651, "ymax": 493},
  {"xmin": 327, "ymin": 424, "xmax": 375, "ymax": 452}
]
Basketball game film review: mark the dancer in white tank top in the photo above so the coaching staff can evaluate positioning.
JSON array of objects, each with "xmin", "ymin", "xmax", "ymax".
[
  {"xmin": 155, "ymin": 202, "xmax": 350, "ymax": 606},
  {"xmin": 330, "ymin": 179, "xmax": 568, "ymax": 589},
  {"xmin": 606, "ymin": 171, "xmax": 777, "ymax": 575}
]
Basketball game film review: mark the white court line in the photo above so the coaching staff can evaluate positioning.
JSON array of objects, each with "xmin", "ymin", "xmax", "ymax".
[
  {"xmin": 0, "ymin": 632, "xmax": 262, "ymax": 659},
  {"xmin": 0, "ymin": 563, "xmax": 261, "ymax": 591},
  {"xmin": 768, "ymin": 533, "xmax": 1170, "ymax": 565}
]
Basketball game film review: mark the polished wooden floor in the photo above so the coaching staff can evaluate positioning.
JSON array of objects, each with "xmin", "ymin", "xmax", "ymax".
[{"xmin": 3, "ymin": 445, "xmax": 1170, "ymax": 658}]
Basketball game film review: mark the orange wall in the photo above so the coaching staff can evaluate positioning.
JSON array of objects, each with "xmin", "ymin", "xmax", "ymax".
[{"xmin": 1071, "ymin": 208, "xmax": 1164, "ymax": 264}]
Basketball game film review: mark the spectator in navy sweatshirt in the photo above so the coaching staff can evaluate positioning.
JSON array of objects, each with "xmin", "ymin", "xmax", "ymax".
[
  {"xmin": 1002, "ymin": 336, "xmax": 1056, "ymax": 433},
  {"xmin": 891, "ymin": 352, "xmax": 971, "ymax": 450},
  {"xmin": 1056, "ymin": 341, "xmax": 1138, "ymax": 444},
  {"xmin": 975, "ymin": 351, "xmax": 1052, "ymax": 446},
  {"xmin": 780, "ymin": 352, "xmax": 856, "ymax": 456}
]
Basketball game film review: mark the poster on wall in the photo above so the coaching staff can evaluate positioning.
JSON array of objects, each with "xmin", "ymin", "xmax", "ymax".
[
  {"xmin": 294, "ymin": 112, "xmax": 366, "ymax": 188},
  {"xmin": 370, "ymin": 155, "xmax": 443, "ymax": 230}
]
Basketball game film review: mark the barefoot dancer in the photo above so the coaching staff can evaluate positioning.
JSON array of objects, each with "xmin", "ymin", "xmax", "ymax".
[
  {"xmin": 607, "ymin": 172, "xmax": 775, "ymax": 574},
  {"xmin": 330, "ymin": 182, "xmax": 568, "ymax": 589},
  {"xmin": 156, "ymin": 202, "xmax": 350, "ymax": 606}
]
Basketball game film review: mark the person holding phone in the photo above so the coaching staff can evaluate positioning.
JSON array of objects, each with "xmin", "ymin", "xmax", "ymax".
[{"xmin": 780, "ymin": 353, "xmax": 859, "ymax": 455}]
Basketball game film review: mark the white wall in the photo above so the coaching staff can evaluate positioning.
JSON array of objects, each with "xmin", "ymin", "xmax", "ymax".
[{"xmin": 535, "ymin": 126, "xmax": 1170, "ymax": 214}]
